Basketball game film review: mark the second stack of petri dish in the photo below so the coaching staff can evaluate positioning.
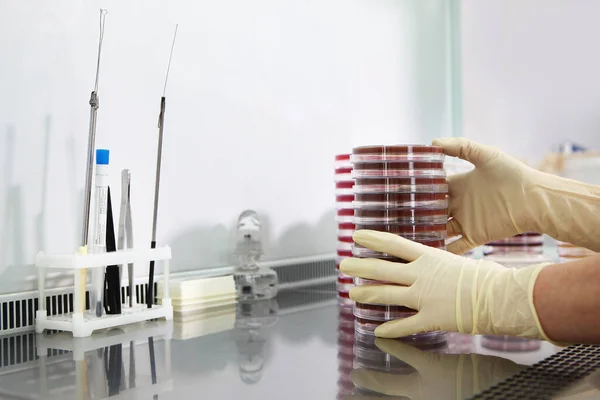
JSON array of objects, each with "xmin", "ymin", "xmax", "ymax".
[
  {"xmin": 350, "ymin": 145, "xmax": 448, "ymax": 344},
  {"xmin": 483, "ymin": 233, "xmax": 544, "ymax": 256},
  {"xmin": 335, "ymin": 154, "xmax": 355, "ymax": 305}
]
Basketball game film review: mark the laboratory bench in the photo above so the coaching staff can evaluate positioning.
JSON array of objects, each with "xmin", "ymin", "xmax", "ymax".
[{"xmin": 0, "ymin": 283, "xmax": 599, "ymax": 400}]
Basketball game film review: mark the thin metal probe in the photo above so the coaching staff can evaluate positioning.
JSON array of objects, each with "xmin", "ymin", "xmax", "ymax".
[{"xmin": 147, "ymin": 24, "xmax": 178, "ymax": 308}]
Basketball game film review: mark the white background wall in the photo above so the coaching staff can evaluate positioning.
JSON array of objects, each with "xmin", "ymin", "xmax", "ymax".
[
  {"xmin": 0, "ymin": 0, "xmax": 456, "ymax": 294},
  {"xmin": 462, "ymin": 0, "xmax": 600, "ymax": 163}
]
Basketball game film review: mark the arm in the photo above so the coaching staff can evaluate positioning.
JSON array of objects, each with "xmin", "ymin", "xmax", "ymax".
[{"xmin": 534, "ymin": 254, "xmax": 600, "ymax": 344}]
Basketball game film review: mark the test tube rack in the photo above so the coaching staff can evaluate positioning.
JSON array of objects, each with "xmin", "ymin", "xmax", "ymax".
[{"xmin": 34, "ymin": 246, "xmax": 173, "ymax": 337}]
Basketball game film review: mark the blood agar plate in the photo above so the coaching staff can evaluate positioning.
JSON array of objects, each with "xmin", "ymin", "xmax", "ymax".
[
  {"xmin": 353, "ymin": 208, "xmax": 448, "ymax": 224},
  {"xmin": 352, "ymin": 168, "xmax": 447, "ymax": 179},
  {"xmin": 337, "ymin": 275, "xmax": 354, "ymax": 285},
  {"xmin": 337, "ymin": 222, "xmax": 356, "ymax": 231},
  {"xmin": 354, "ymin": 223, "xmax": 447, "ymax": 238},
  {"xmin": 351, "ymin": 145, "xmax": 445, "ymax": 162},
  {"xmin": 335, "ymin": 194, "xmax": 355, "ymax": 203},
  {"xmin": 337, "ymin": 250, "xmax": 353, "ymax": 258},
  {"xmin": 354, "ymin": 302, "xmax": 416, "ymax": 319}
]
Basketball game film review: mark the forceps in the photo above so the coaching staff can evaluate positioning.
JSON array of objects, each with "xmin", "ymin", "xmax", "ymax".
[{"xmin": 118, "ymin": 169, "xmax": 134, "ymax": 307}]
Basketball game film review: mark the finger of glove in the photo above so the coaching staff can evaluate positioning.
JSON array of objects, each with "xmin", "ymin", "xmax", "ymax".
[
  {"xmin": 350, "ymin": 368, "xmax": 417, "ymax": 397},
  {"xmin": 446, "ymin": 237, "xmax": 475, "ymax": 255},
  {"xmin": 374, "ymin": 313, "xmax": 425, "ymax": 338},
  {"xmin": 353, "ymin": 230, "xmax": 438, "ymax": 262},
  {"xmin": 447, "ymin": 218, "xmax": 462, "ymax": 238},
  {"xmin": 349, "ymin": 284, "xmax": 418, "ymax": 309},
  {"xmin": 432, "ymin": 137, "xmax": 496, "ymax": 167},
  {"xmin": 340, "ymin": 257, "xmax": 418, "ymax": 285},
  {"xmin": 374, "ymin": 338, "xmax": 441, "ymax": 370}
]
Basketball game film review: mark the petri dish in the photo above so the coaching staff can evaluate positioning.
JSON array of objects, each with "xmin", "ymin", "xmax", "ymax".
[
  {"xmin": 355, "ymin": 318, "xmax": 447, "ymax": 343},
  {"xmin": 351, "ymin": 145, "xmax": 444, "ymax": 161},
  {"xmin": 354, "ymin": 208, "xmax": 448, "ymax": 225},
  {"xmin": 354, "ymin": 329, "xmax": 449, "ymax": 352},
  {"xmin": 483, "ymin": 243, "xmax": 543, "ymax": 256},
  {"xmin": 353, "ymin": 239, "xmax": 445, "ymax": 258},
  {"xmin": 335, "ymin": 208, "xmax": 354, "ymax": 216},
  {"xmin": 338, "ymin": 291, "xmax": 353, "ymax": 306},
  {"xmin": 335, "ymin": 180, "xmax": 355, "ymax": 189},
  {"xmin": 338, "ymin": 222, "xmax": 356, "ymax": 231},
  {"xmin": 353, "ymin": 161, "xmax": 445, "ymax": 170},
  {"xmin": 335, "ymin": 194, "xmax": 355, "ymax": 203},
  {"xmin": 354, "ymin": 277, "xmax": 399, "ymax": 286},
  {"xmin": 337, "ymin": 250, "xmax": 353, "ymax": 258},
  {"xmin": 337, "ymin": 229, "xmax": 354, "ymax": 237},
  {"xmin": 354, "ymin": 181, "xmax": 448, "ymax": 194},
  {"xmin": 354, "ymin": 223, "xmax": 447, "ymax": 238},
  {"xmin": 354, "ymin": 302, "xmax": 416, "ymax": 320},
  {"xmin": 338, "ymin": 274, "xmax": 354, "ymax": 285},
  {"xmin": 353, "ymin": 198, "xmax": 449, "ymax": 210},
  {"xmin": 337, "ymin": 241, "xmax": 353, "ymax": 252},
  {"xmin": 352, "ymin": 168, "xmax": 447, "ymax": 179},
  {"xmin": 487, "ymin": 233, "xmax": 543, "ymax": 246}
]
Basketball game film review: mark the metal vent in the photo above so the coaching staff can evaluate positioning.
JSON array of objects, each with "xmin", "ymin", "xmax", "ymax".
[
  {"xmin": 275, "ymin": 258, "xmax": 336, "ymax": 290},
  {"xmin": 470, "ymin": 344, "xmax": 600, "ymax": 399},
  {"xmin": 277, "ymin": 282, "xmax": 336, "ymax": 313},
  {"xmin": 0, "ymin": 282, "xmax": 158, "ymax": 336}
]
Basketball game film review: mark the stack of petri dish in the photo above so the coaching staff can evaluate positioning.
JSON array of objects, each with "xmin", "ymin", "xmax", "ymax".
[
  {"xmin": 483, "ymin": 233, "xmax": 544, "ymax": 256},
  {"xmin": 335, "ymin": 154, "xmax": 355, "ymax": 305},
  {"xmin": 350, "ymin": 145, "xmax": 448, "ymax": 344}
]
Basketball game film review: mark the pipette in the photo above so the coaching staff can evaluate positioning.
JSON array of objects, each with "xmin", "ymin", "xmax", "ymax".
[
  {"xmin": 147, "ymin": 24, "xmax": 178, "ymax": 308},
  {"xmin": 81, "ymin": 8, "xmax": 108, "ymax": 312}
]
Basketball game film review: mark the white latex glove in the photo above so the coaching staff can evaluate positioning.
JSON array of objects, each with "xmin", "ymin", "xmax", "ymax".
[
  {"xmin": 340, "ymin": 230, "xmax": 553, "ymax": 340},
  {"xmin": 432, "ymin": 137, "xmax": 600, "ymax": 255},
  {"xmin": 347, "ymin": 338, "xmax": 526, "ymax": 400}
]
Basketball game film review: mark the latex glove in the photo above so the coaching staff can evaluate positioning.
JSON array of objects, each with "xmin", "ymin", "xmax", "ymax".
[
  {"xmin": 340, "ymin": 230, "xmax": 553, "ymax": 340},
  {"xmin": 347, "ymin": 338, "xmax": 526, "ymax": 400},
  {"xmin": 432, "ymin": 137, "xmax": 600, "ymax": 255}
]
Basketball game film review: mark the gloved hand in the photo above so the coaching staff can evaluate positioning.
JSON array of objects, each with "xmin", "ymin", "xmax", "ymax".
[
  {"xmin": 340, "ymin": 230, "xmax": 554, "ymax": 340},
  {"xmin": 432, "ymin": 137, "xmax": 600, "ymax": 255},
  {"xmin": 347, "ymin": 338, "xmax": 526, "ymax": 400}
]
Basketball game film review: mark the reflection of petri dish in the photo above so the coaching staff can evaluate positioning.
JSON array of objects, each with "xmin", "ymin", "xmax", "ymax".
[
  {"xmin": 354, "ymin": 302, "xmax": 416, "ymax": 319},
  {"xmin": 355, "ymin": 318, "xmax": 447, "ymax": 343},
  {"xmin": 480, "ymin": 335, "xmax": 542, "ymax": 352},
  {"xmin": 353, "ymin": 208, "xmax": 448, "ymax": 224},
  {"xmin": 355, "ymin": 223, "xmax": 447, "ymax": 237},
  {"xmin": 352, "ymin": 168, "xmax": 447, "ymax": 179},
  {"xmin": 483, "ymin": 244, "xmax": 543, "ymax": 256},
  {"xmin": 353, "ymin": 177, "xmax": 447, "ymax": 194}
]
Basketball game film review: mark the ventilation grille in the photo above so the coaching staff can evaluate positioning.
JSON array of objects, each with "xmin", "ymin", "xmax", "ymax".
[
  {"xmin": 470, "ymin": 344, "xmax": 600, "ymax": 399},
  {"xmin": 0, "ymin": 282, "xmax": 158, "ymax": 336},
  {"xmin": 275, "ymin": 258, "xmax": 336, "ymax": 289}
]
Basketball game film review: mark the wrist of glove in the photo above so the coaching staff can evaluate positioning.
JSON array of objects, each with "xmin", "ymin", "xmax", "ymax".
[{"xmin": 341, "ymin": 230, "xmax": 554, "ymax": 341}]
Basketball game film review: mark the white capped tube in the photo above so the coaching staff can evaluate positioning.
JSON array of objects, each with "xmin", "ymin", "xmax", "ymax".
[{"xmin": 90, "ymin": 149, "xmax": 110, "ymax": 317}]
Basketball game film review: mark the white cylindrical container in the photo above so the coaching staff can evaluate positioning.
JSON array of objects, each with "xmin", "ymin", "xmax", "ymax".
[{"xmin": 89, "ymin": 149, "xmax": 110, "ymax": 317}]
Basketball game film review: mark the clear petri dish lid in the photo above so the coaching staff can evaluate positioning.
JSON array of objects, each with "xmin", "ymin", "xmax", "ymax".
[
  {"xmin": 334, "ymin": 188, "xmax": 354, "ymax": 196},
  {"xmin": 351, "ymin": 145, "xmax": 445, "ymax": 163},
  {"xmin": 353, "ymin": 177, "xmax": 447, "ymax": 194},
  {"xmin": 337, "ymin": 241, "xmax": 353, "ymax": 252},
  {"xmin": 352, "ymin": 168, "xmax": 447, "ymax": 179},
  {"xmin": 353, "ymin": 198, "xmax": 449, "ymax": 210},
  {"xmin": 337, "ymin": 229, "xmax": 355, "ymax": 237}
]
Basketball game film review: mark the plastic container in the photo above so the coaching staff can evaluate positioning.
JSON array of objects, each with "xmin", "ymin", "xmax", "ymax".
[
  {"xmin": 355, "ymin": 223, "xmax": 447, "ymax": 237},
  {"xmin": 354, "ymin": 317, "xmax": 447, "ymax": 343},
  {"xmin": 354, "ymin": 302, "xmax": 415, "ymax": 319},
  {"xmin": 353, "ymin": 208, "xmax": 448, "ymax": 224}
]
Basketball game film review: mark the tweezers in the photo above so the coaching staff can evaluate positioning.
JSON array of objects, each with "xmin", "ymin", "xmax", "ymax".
[{"xmin": 118, "ymin": 169, "xmax": 134, "ymax": 307}]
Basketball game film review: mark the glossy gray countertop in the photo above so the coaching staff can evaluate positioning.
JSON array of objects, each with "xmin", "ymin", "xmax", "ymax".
[{"xmin": 0, "ymin": 284, "xmax": 599, "ymax": 400}]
